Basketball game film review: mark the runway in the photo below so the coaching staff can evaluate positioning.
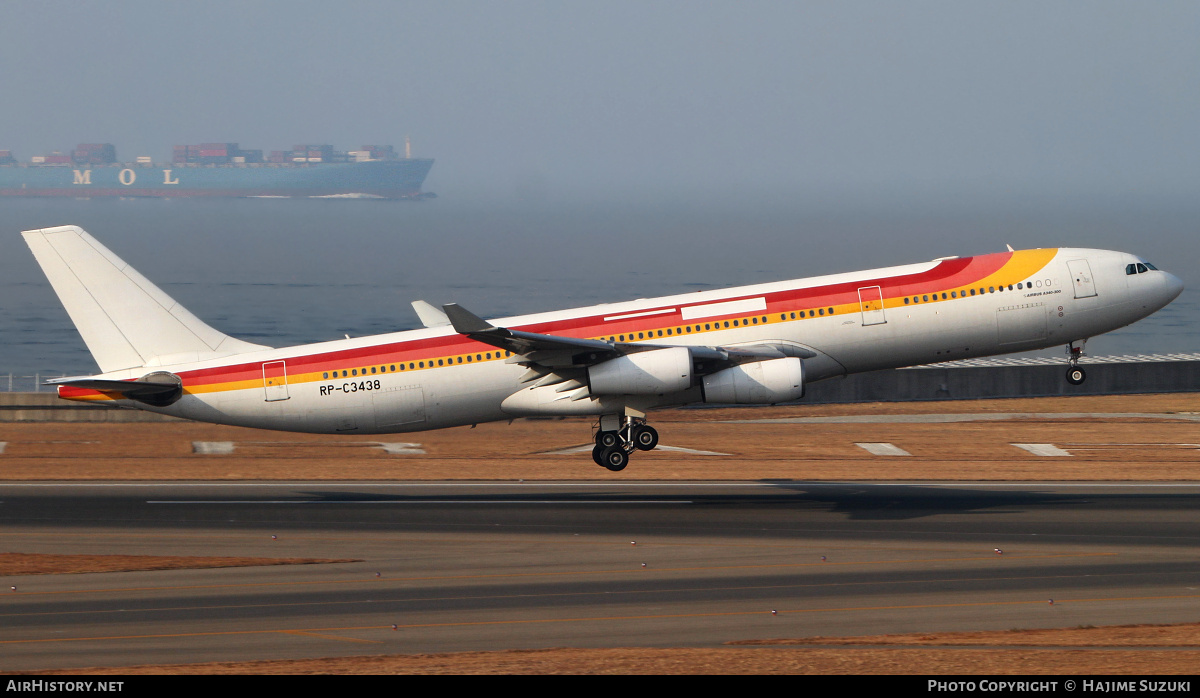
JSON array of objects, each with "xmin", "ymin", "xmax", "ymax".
[{"xmin": 3, "ymin": 481, "xmax": 1200, "ymax": 671}]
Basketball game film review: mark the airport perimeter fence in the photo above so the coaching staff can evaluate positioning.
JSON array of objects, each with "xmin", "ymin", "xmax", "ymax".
[{"xmin": 1, "ymin": 373, "xmax": 70, "ymax": 393}]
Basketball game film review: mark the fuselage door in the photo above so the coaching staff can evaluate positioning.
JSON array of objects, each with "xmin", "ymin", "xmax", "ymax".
[
  {"xmin": 1066, "ymin": 259, "xmax": 1098, "ymax": 299},
  {"xmin": 262, "ymin": 361, "xmax": 289, "ymax": 401},
  {"xmin": 374, "ymin": 386, "xmax": 426, "ymax": 429},
  {"xmin": 857, "ymin": 286, "xmax": 886, "ymax": 326}
]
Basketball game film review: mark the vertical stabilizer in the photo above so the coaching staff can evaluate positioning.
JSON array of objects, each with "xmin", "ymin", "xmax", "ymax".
[{"xmin": 22, "ymin": 225, "xmax": 269, "ymax": 373}]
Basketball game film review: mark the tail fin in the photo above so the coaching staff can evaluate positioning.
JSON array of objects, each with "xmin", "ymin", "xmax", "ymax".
[{"xmin": 22, "ymin": 225, "xmax": 270, "ymax": 373}]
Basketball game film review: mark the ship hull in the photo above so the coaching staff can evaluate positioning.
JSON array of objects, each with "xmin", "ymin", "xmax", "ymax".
[{"xmin": 0, "ymin": 159, "xmax": 433, "ymax": 199}]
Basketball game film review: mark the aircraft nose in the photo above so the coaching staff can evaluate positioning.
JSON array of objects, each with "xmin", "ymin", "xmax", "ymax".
[{"xmin": 1163, "ymin": 272, "xmax": 1185, "ymax": 303}]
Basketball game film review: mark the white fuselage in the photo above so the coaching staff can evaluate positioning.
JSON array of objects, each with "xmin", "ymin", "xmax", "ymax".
[{"xmin": 64, "ymin": 247, "xmax": 1183, "ymax": 434}]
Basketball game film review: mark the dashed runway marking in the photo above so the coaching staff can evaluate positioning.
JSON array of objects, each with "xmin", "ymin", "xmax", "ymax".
[
  {"xmin": 1013, "ymin": 443, "xmax": 1073, "ymax": 457},
  {"xmin": 1011, "ymin": 443, "xmax": 1200, "ymax": 457},
  {"xmin": 190, "ymin": 441, "xmax": 426, "ymax": 455},
  {"xmin": 654, "ymin": 445, "xmax": 730, "ymax": 456},
  {"xmin": 375, "ymin": 443, "xmax": 425, "ymax": 455},
  {"xmin": 855, "ymin": 442, "xmax": 912, "ymax": 456}
]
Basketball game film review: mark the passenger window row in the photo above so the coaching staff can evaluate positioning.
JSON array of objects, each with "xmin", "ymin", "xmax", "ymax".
[
  {"xmin": 604, "ymin": 308, "xmax": 837, "ymax": 344},
  {"xmin": 321, "ymin": 350, "xmax": 514, "ymax": 379},
  {"xmin": 902, "ymin": 279, "xmax": 1053, "ymax": 305}
]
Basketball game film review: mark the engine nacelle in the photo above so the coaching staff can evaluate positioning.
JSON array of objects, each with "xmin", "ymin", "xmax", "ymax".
[
  {"xmin": 588, "ymin": 347, "xmax": 692, "ymax": 395},
  {"xmin": 702, "ymin": 357, "xmax": 805, "ymax": 404}
]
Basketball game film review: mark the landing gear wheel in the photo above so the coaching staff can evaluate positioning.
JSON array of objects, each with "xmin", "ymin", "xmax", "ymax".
[
  {"xmin": 596, "ymin": 431, "xmax": 620, "ymax": 448},
  {"xmin": 592, "ymin": 444, "xmax": 607, "ymax": 467},
  {"xmin": 1066, "ymin": 367, "xmax": 1086, "ymax": 385},
  {"xmin": 600, "ymin": 446, "xmax": 628, "ymax": 472},
  {"xmin": 633, "ymin": 425, "xmax": 659, "ymax": 451}
]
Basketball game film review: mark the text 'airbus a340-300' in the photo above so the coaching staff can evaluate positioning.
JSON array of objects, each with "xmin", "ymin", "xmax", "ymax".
[{"xmin": 22, "ymin": 225, "xmax": 1183, "ymax": 471}]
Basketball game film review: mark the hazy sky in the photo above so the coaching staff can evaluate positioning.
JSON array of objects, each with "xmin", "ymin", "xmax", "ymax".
[{"xmin": 2, "ymin": 1, "xmax": 1199, "ymax": 202}]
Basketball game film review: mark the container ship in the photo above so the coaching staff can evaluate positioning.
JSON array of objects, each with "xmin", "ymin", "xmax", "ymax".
[{"xmin": 0, "ymin": 142, "xmax": 434, "ymax": 199}]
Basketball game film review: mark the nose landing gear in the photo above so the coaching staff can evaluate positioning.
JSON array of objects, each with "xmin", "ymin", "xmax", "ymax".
[
  {"xmin": 592, "ymin": 409, "xmax": 659, "ymax": 471},
  {"xmin": 1066, "ymin": 339, "xmax": 1087, "ymax": 385}
]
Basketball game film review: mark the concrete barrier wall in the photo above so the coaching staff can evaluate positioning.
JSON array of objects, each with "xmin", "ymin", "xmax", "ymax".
[
  {"xmin": 2, "ymin": 360, "xmax": 1198, "ymax": 421},
  {"xmin": 804, "ymin": 360, "xmax": 1200, "ymax": 404},
  {"xmin": 0, "ymin": 392, "xmax": 180, "ymax": 422}
]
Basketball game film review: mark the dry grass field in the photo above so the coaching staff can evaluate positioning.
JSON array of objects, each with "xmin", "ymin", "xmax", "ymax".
[
  {"xmin": 33, "ymin": 625, "xmax": 1200, "ymax": 674},
  {"xmin": 1, "ymin": 393, "xmax": 1197, "ymax": 481}
]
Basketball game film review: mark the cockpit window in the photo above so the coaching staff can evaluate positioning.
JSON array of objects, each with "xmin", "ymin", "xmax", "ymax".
[
  {"xmin": 1145, "ymin": 262, "xmax": 1158, "ymax": 270},
  {"xmin": 1126, "ymin": 264, "xmax": 1137, "ymax": 275},
  {"xmin": 1136, "ymin": 263, "xmax": 1148, "ymax": 274}
]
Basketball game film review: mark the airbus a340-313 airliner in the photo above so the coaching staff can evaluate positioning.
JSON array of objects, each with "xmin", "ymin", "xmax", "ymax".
[{"xmin": 22, "ymin": 225, "xmax": 1183, "ymax": 471}]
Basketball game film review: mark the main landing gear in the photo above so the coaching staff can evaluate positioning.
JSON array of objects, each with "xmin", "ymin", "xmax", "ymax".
[
  {"xmin": 1066, "ymin": 339, "xmax": 1087, "ymax": 385},
  {"xmin": 591, "ymin": 409, "xmax": 659, "ymax": 472}
]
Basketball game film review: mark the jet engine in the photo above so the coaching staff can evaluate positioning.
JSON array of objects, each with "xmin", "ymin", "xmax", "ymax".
[
  {"xmin": 588, "ymin": 347, "xmax": 692, "ymax": 395},
  {"xmin": 702, "ymin": 357, "xmax": 804, "ymax": 404}
]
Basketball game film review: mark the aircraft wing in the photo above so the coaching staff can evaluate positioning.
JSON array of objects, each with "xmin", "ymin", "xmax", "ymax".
[
  {"xmin": 443, "ymin": 303, "xmax": 616, "ymax": 358},
  {"xmin": 442, "ymin": 303, "xmax": 792, "ymax": 370}
]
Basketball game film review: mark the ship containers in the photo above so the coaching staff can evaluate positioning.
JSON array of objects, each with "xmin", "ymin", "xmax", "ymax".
[
  {"xmin": 193, "ymin": 143, "xmax": 236, "ymax": 164},
  {"xmin": 71, "ymin": 143, "xmax": 116, "ymax": 164},
  {"xmin": 198, "ymin": 143, "xmax": 231, "ymax": 163},
  {"xmin": 173, "ymin": 144, "xmax": 204, "ymax": 164},
  {"xmin": 294, "ymin": 144, "xmax": 334, "ymax": 162},
  {"xmin": 174, "ymin": 143, "xmax": 239, "ymax": 164},
  {"xmin": 362, "ymin": 145, "xmax": 396, "ymax": 160}
]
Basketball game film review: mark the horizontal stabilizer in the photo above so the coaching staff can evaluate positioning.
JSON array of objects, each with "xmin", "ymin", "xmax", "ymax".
[{"xmin": 50, "ymin": 371, "xmax": 183, "ymax": 406}]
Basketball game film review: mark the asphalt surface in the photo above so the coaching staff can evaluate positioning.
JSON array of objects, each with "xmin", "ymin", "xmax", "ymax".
[{"xmin": 3, "ymin": 481, "xmax": 1200, "ymax": 671}]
